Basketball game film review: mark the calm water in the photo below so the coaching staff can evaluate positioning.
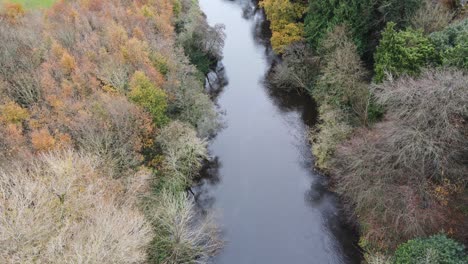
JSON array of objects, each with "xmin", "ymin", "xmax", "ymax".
[{"xmin": 196, "ymin": 0, "xmax": 361, "ymax": 263}]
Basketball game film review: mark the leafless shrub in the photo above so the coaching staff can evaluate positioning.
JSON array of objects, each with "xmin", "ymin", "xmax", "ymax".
[
  {"xmin": 332, "ymin": 69, "xmax": 468, "ymax": 249},
  {"xmin": 0, "ymin": 150, "xmax": 153, "ymax": 263},
  {"xmin": 165, "ymin": 55, "xmax": 221, "ymax": 138},
  {"xmin": 97, "ymin": 56, "xmax": 131, "ymax": 92},
  {"xmin": 271, "ymin": 42, "xmax": 319, "ymax": 92},
  {"xmin": 146, "ymin": 190, "xmax": 222, "ymax": 264},
  {"xmin": 309, "ymin": 104, "xmax": 353, "ymax": 171},
  {"xmin": 315, "ymin": 25, "xmax": 371, "ymax": 126},
  {"xmin": 0, "ymin": 16, "xmax": 43, "ymax": 106},
  {"xmin": 70, "ymin": 93, "xmax": 153, "ymax": 177},
  {"xmin": 373, "ymin": 68, "xmax": 468, "ymax": 183},
  {"xmin": 411, "ymin": 0, "xmax": 454, "ymax": 33},
  {"xmin": 177, "ymin": 0, "xmax": 226, "ymax": 61},
  {"xmin": 158, "ymin": 121, "xmax": 208, "ymax": 185},
  {"xmin": 365, "ymin": 253, "xmax": 392, "ymax": 264}
]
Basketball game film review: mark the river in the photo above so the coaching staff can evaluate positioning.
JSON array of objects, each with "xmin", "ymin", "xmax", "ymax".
[{"xmin": 196, "ymin": 0, "xmax": 361, "ymax": 263}]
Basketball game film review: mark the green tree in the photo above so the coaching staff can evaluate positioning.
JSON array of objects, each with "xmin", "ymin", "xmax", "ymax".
[
  {"xmin": 129, "ymin": 71, "xmax": 168, "ymax": 126},
  {"xmin": 304, "ymin": 0, "xmax": 423, "ymax": 56},
  {"xmin": 374, "ymin": 22, "xmax": 436, "ymax": 83},
  {"xmin": 394, "ymin": 235, "xmax": 467, "ymax": 264},
  {"xmin": 305, "ymin": 0, "xmax": 375, "ymax": 54},
  {"xmin": 430, "ymin": 19, "xmax": 468, "ymax": 70}
]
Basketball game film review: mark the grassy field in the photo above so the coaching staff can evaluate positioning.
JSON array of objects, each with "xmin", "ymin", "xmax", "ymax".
[{"xmin": 1, "ymin": 0, "xmax": 56, "ymax": 9}]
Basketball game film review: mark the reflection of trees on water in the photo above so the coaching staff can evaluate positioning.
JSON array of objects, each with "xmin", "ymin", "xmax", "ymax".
[
  {"xmin": 263, "ymin": 71, "xmax": 319, "ymax": 127},
  {"xmin": 305, "ymin": 177, "xmax": 363, "ymax": 262},
  {"xmin": 193, "ymin": 156, "xmax": 222, "ymax": 213},
  {"xmin": 197, "ymin": 1, "xmax": 362, "ymax": 262},
  {"xmin": 205, "ymin": 62, "xmax": 228, "ymax": 101}
]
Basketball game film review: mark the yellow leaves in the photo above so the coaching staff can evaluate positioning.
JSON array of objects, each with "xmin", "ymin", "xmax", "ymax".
[
  {"xmin": 260, "ymin": 0, "xmax": 306, "ymax": 23},
  {"xmin": 121, "ymin": 38, "xmax": 149, "ymax": 65},
  {"xmin": 102, "ymin": 84, "xmax": 119, "ymax": 95},
  {"xmin": 0, "ymin": 102, "xmax": 30, "ymax": 124},
  {"xmin": 271, "ymin": 23, "xmax": 304, "ymax": 54},
  {"xmin": 259, "ymin": 0, "xmax": 306, "ymax": 53},
  {"xmin": 51, "ymin": 42, "xmax": 65, "ymax": 58},
  {"xmin": 46, "ymin": 95, "xmax": 65, "ymax": 109},
  {"xmin": 140, "ymin": 5, "xmax": 155, "ymax": 18},
  {"xmin": 52, "ymin": 42, "xmax": 77, "ymax": 75},
  {"xmin": 432, "ymin": 178, "xmax": 462, "ymax": 206},
  {"xmin": 106, "ymin": 23, "xmax": 128, "ymax": 52},
  {"xmin": 60, "ymin": 51, "xmax": 76, "ymax": 74}
]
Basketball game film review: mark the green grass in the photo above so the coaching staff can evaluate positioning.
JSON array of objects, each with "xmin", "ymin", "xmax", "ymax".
[{"xmin": 1, "ymin": 0, "xmax": 56, "ymax": 9}]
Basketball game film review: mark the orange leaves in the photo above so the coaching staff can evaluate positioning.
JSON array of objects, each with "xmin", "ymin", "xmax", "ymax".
[
  {"xmin": 60, "ymin": 51, "xmax": 77, "ymax": 75},
  {"xmin": 1, "ymin": 0, "xmax": 182, "ymax": 160},
  {"xmin": 30, "ymin": 128, "xmax": 71, "ymax": 153},
  {"xmin": 2, "ymin": 3, "xmax": 25, "ymax": 22},
  {"xmin": 31, "ymin": 128, "xmax": 56, "ymax": 152}
]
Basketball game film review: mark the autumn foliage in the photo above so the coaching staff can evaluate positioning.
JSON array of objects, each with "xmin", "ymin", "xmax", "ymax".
[
  {"xmin": 0, "ymin": 0, "xmax": 222, "ymax": 263},
  {"xmin": 260, "ymin": 0, "xmax": 306, "ymax": 53}
]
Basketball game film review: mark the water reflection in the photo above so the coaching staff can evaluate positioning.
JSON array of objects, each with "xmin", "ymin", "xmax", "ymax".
[{"xmin": 196, "ymin": 0, "xmax": 361, "ymax": 263}]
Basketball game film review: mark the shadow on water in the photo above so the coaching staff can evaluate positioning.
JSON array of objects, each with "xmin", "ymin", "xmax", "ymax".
[{"xmin": 195, "ymin": 0, "xmax": 362, "ymax": 263}]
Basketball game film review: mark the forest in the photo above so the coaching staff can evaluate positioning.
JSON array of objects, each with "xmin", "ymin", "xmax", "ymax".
[
  {"xmin": 0, "ymin": 0, "xmax": 467, "ymax": 263},
  {"xmin": 0, "ymin": 0, "xmax": 225, "ymax": 263},
  {"xmin": 263, "ymin": 0, "xmax": 468, "ymax": 262}
]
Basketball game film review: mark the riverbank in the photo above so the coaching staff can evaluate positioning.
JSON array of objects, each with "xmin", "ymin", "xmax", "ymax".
[
  {"xmin": 0, "ymin": 0, "xmax": 224, "ymax": 263},
  {"xmin": 260, "ymin": 0, "xmax": 468, "ymax": 262}
]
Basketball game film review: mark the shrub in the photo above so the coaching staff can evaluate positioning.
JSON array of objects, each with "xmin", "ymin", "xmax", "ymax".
[
  {"xmin": 394, "ymin": 235, "xmax": 467, "ymax": 264},
  {"xmin": 164, "ymin": 56, "xmax": 221, "ymax": 138},
  {"xmin": 310, "ymin": 104, "xmax": 353, "ymax": 170},
  {"xmin": 305, "ymin": 0, "xmax": 375, "ymax": 54},
  {"xmin": 0, "ymin": 150, "xmax": 153, "ymax": 263},
  {"xmin": 374, "ymin": 69, "xmax": 467, "ymax": 183},
  {"xmin": 270, "ymin": 42, "xmax": 319, "ymax": 92},
  {"xmin": 365, "ymin": 253, "xmax": 392, "ymax": 264},
  {"xmin": 411, "ymin": 0, "xmax": 454, "ymax": 34},
  {"xmin": 2, "ymin": 3, "xmax": 25, "ymax": 21},
  {"xmin": 430, "ymin": 19, "xmax": 468, "ymax": 69},
  {"xmin": 0, "ymin": 101, "xmax": 29, "ymax": 124},
  {"xmin": 332, "ymin": 69, "xmax": 468, "ymax": 249},
  {"xmin": 129, "ymin": 71, "xmax": 168, "ymax": 126},
  {"xmin": 0, "ymin": 123, "xmax": 29, "ymax": 163},
  {"xmin": 374, "ymin": 22, "xmax": 436, "ymax": 83},
  {"xmin": 71, "ymin": 93, "xmax": 154, "ymax": 177},
  {"xmin": 146, "ymin": 190, "xmax": 222, "ymax": 264},
  {"xmin": 157, "ymin": 121, "xmax": 208, "ymax": 186},
  {"xmin": 314, "ymin": 26, "xmax": 373, "ymax": 125},
  {"xmin": 31, "ymin": 128, "xmax": 56, "ymax": 152},
  {"xmin": 177, "ymin": 0, "xmax": 225, "ymax": 73},
  {"xmin": 0, "ymin": 15, "xmax": 43, "ymax": 106}
]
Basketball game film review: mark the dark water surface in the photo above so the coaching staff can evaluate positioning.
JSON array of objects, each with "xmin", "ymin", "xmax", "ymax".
[{"xmin": 196, "ymin": 0, "xmax": 361, "ymax": 263}]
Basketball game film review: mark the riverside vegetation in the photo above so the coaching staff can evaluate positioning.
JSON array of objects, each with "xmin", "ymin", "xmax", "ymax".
[
  {"xmin": 262, "ymin": 0, "xmax": 468, "ymax": 262},
  {"xmin": 0, "ymin": 0, "xmax": 225, "ymax": 263}
]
